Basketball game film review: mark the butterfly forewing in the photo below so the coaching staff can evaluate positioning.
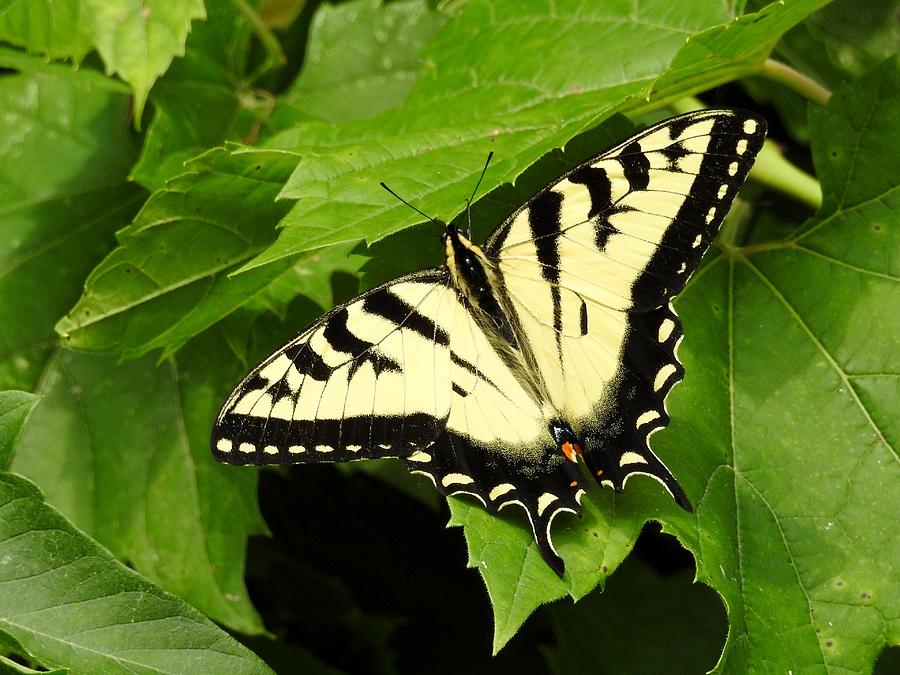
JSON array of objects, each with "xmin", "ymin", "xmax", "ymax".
[
  {"xmin": 212, "ymin": 270, "xmax": 456, "ymax": 464},
  {"xmin": 486, "ymin": 109, "xmax": 766, "ymax": 501}
]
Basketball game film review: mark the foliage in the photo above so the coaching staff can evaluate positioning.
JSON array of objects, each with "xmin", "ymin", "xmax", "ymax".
[{"xmin": 0, "ymin": 0, "xmax": 896, "ymax": 672}]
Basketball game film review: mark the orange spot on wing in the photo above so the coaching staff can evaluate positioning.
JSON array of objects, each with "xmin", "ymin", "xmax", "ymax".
[
  {"xmin": 561, "ymin": 441, "xmax": 583, "ymax": 463},
  {"xmin": 569, "ymin": 480, "xmax": 578, "ymax": 488}
]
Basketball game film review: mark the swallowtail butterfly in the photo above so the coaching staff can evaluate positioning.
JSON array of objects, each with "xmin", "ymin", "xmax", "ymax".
[{"xmin": 212, "ymin": 110, "xmax": 766, "ymax": 575}]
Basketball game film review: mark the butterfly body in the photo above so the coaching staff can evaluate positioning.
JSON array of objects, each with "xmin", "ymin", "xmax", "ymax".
[{"xmin": 212, "ymin": 110, "xmax": 766, "ymax": 576}]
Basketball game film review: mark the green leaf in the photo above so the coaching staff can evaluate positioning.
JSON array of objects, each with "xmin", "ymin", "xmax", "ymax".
[
  {"xmin": 11, "ymin": 337, "xmax": 269, "ymax": 635},
  {"xmin": 243, "ymin": 242, "xmax": 368, "ymax": 318},
  {"xmin": 0, "ymin": 472, "xmax": 273, "ymax": 674},
  {"xmin": 0, "ymin": 49, "xmax": 143, "ymax": 390},
  {"xmin": 275, "ymin": 0, "xmax": 448, "ymax": 124},
  {"xmin": 0, "ymin": 391, "xmax": 36, "ymax": 470},
  {"xmin": 241, "ymin": 0, "xmax": 820, "ymax": 271},
  {"xmin": 55, "ymin": 149, "xmax": 297, "ymax": 360},
  {"xmin": 2, "ymin": 661, "xmax": 66, "ymax": 674},
  {"xmin": 543, "ymin": 557, "xmax": 726, "ymax": 674},
  {"xmin": 650, "ymin": 0, "xmax": 831, "ymax": 101},
  {"xmin": 656, "ymin": 58, "xmax": 899, "ymax": 672},
  {"xmin": 742, "ymin": 0, "xmax": 894, "ymax": 143},
  {"xmin": 0, "ymin": 0, "xmax": 92, "ymax": 61},
  {"xmin": 0, "ymin": 626, "xmax": 68, "ymax": 673},
  {"xmin": 83, "ymin": 0, "xmax": 207, "ymax": 126},
  {"xmin": 131, "ymin": 1, "xmax": 263, "ymax": 190},
  {"xmin": 775, "ymin": 0, "xmax": 899, "ymax": 90},
  {"xmin": 449, "ymin": 492, "xmax": 644, "ymax": 653}
]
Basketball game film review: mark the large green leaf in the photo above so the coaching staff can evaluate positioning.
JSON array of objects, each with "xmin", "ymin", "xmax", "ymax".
[
  {"xmin": 242, "ymin": 0, "xmax": 821, "ymax": 270},
  {"xmin": 0, "ymin": 385, "xmax": 269, "ymax": 672},
  {"xmin": 0, "ymin": 49, "xmax": 143, "ymax": 391},
  {"xmin": 0, "ymin": 471, "xmax": 272, "ymax": 674},
  {"xmin": 11, "ymin": 334, "xmax": 269, "ymax": 635},
  {"xmin": 275, "ymin": 0, "xmax": 447, "ymax": 124},
  {"xmin": 660, "ymin": 59, "xmax": 899, "ymax": 673}
]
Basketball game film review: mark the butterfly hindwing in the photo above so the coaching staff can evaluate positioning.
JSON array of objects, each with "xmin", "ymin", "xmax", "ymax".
[
  {"xmin": 579, "ymin": 301, "xmax": 690, "ymax": 508},
  {"xmin": 403, "ymin": 431, "xmax": 584, "ymax": 576},
  {"xmin": 401, "ymin": 297, "xmax": 588, "ymax": 574}
]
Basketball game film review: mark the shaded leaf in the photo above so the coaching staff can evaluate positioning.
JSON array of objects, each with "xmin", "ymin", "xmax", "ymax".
[
  {"xmin": 243, "ymin": 242, "xmax": 368, "ymax": 318},
  {"xmin": 543, "ymin": 557, "xmax": 726, "ymax": 674},
  {"xmin": 0, "ymin": 472, "xmax": 272, "ymax": 674},
  {"xmin": 650, "ymin": 0, "xmax": 830, "ymax": 100},
  {"xmin": 11, "ymin": 337, "xmax": 268, "ymax": 635},
  {"xmin": 0, "ymin": 49, "xmax": 143, "ymax": 390},
  {"xmin": 774, "ymin": 0, "xmax": 900, "ymax": 90},
  {"xmin": 275, "ymin": 0, "xmax": 448, "ymax": 124},
  {"xmin": 0, "ymin": 391, "xmax": 36, "ymax": 470}
]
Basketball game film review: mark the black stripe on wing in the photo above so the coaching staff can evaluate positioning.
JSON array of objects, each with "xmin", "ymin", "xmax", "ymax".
[
  {"xmin": 528, "ymin": 190, "xmax": 564, "ymax": 350},
  {"xmin": 631, "ymin": 112, "xmax": 767, "ymax": 307},
  {"xmin": 211, "ymin": 269, "xmax": 451, "ymax": 466}
]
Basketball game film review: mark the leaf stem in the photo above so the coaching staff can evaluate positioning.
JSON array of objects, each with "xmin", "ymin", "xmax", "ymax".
[
  {"xmin": 760, "ymin": 58, "xmax": 832, "ymax": 106},
  {"xmin": 669, "ymin": 96, "xmax": 705, "ymax": 116},
  {"xmin": 748, "ymin": 141, "xmax": 822, "ymax": 211},
  {"xmin": 232, "ymin": 0, "xmax": 287, "ymax": 80}
]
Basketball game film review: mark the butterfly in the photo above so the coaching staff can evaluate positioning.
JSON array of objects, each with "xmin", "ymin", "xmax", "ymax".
[{"xmin": 211, "ymin": 109, "xmax": 766, "ymax": 576}]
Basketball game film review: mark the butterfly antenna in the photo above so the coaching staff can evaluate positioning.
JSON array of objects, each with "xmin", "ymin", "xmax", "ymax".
[
  {"xmin": 465, "ymin": 151, "xmax": 494, "ymax": 239},
  {"xmin": 380, "ymin": 182, "xmax": 441, "ymax": 229}
]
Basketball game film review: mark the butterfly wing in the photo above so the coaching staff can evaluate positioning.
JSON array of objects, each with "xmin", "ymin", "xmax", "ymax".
[
  {"xmin": 212, "ymin": 270, "xmax": 457, "ymax": 463},
  {"xmin": 485, "ymin": 109, "xmax": 766, "ymax": 502},
  {"xmin": 402, "ymin": 291, "xmax": 587, "ymax": 575},
  {"xmin": 212, "ymin": 265, "xmax": 583, "ymax": 572}
]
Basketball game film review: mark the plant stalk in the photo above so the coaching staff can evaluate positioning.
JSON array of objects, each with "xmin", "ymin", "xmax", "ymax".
[{"xmin": 761, "ymin": 59, "xmax": 832, "ymax": 106}]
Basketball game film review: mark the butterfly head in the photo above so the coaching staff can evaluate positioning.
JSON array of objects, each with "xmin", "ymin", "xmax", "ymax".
[{"xmin": 443, "ymin": 222, "xmax": 478, "ymax": 265}]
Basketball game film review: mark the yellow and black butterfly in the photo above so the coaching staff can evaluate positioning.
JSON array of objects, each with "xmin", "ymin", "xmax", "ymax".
[{"xmin": 211, "ymin": 109, "xmax": 766, "ymax": 575}]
